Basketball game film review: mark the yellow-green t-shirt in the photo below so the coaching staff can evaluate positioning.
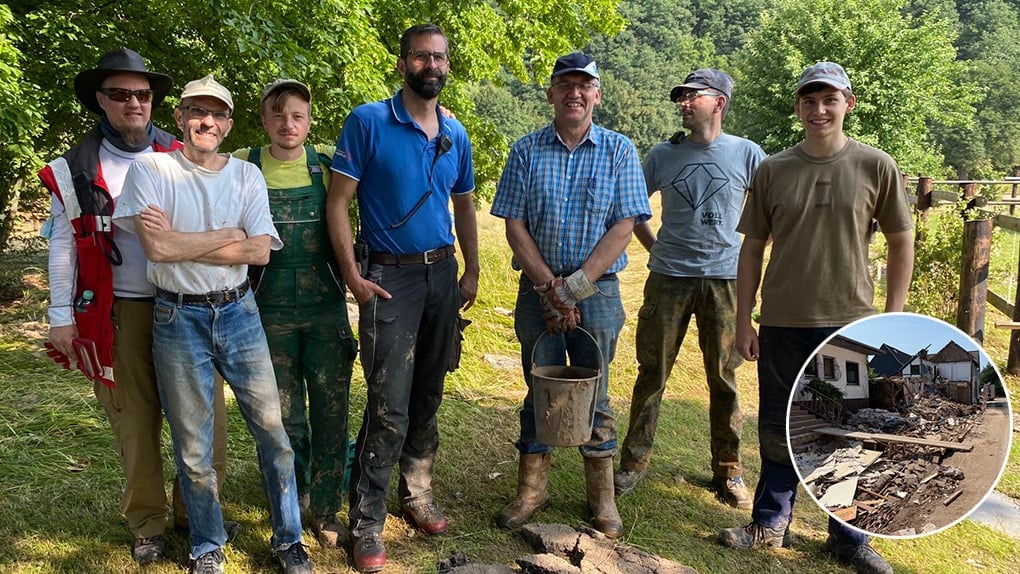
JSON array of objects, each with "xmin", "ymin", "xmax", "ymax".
[{"xmin": 232, "ymin": 144, "xmax": 334, "ymax": 190}]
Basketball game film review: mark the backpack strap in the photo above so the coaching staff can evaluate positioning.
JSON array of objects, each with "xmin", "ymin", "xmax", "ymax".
[{"xmin": 247, "ymin": 146, "xmax": 263, "ymax": 169}]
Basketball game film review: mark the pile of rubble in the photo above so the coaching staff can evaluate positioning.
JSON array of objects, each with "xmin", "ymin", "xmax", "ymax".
[
  {"xmin": 797, "ymin": 393, "xmax": 982, "ymax": 535},
  {"xmin": 846, "ymin": 394, "xmax": 983, "ymax": 444}
]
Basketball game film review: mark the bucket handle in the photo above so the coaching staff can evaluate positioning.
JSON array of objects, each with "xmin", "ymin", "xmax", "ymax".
[
  {"xmin": 530, "ymin": 327, "xmax": 604, "ymax": 375},
  {"xmin": 530, "ymin": 327, "xmax": 603, "ymax": 445}
]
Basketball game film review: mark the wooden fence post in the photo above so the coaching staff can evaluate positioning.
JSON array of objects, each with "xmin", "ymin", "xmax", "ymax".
[
  {"xmin": 1011, "ymin": 168, "xmax": 1019, "ymax": 216},
  {"xmin": 1007, "ymin": 242, "xmax": 1020, "ymax": 374},
  {"xmin": 915, "ymin": 175, "xmax": 932, "ymax": 242},
  {"xmin": 957, "ymin": 218, "xmax": 993, "ymax": 342}
]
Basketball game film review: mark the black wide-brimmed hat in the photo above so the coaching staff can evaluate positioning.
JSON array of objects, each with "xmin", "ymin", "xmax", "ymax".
[{"xmin": 74, "ymin": 48, "xmax": 173, "ymax": 115}]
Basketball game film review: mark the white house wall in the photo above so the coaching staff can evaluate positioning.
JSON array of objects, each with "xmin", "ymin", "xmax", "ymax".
[
  {"xmin": 808, "ymin": 344, "xmax": 869, "ymax": 401},
  {"xmin": 938, "ymin": 361, "xmax": 972, "ymax": 382}
]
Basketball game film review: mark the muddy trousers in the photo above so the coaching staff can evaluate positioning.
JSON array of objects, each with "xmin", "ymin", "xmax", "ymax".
[
  {"xmin": 261, "ymin": 304, "xmax": 356, "ymax": 517},
  {"xmin": 753, "ymin": 325, "xmax": 867, "ymax": 546},
  {"xmin": 106, "ymin": 298, "xmax": 227, "ymax": 539},
  {"xmin": 620, "ymin": 274, "xmax": 743, "ymax": 479},
  {"xmin": 347, "ymin": 258, "xmax": 459, "ymax": 537}
]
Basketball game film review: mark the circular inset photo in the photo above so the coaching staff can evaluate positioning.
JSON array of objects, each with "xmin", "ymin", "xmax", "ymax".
[{"xmin": 787, "ymin": 312, "xmax": 1013, "ymax": 538}]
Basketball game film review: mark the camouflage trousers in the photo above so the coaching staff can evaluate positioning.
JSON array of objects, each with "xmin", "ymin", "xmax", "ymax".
[
  {"xmin": 620, "ymin": 273, "xmax": 744, "ymax": 480},
  {"xmin": 261, "ymin": 304, "xmax": 357, "ymax": 517}
]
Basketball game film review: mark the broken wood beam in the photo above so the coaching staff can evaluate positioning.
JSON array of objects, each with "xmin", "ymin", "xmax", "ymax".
[
  {"xmin": 814, "ymin": 427, "xmax": 974, "ymax": 451},
  {"xmin": 943, "ymin": 490, "xmax": 963, "ymax": 506}
]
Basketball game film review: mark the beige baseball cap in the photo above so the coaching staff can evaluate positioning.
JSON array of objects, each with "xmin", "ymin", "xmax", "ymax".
[
  {"xmin": 180, "ymin": 74, "xmax": 233, "ymax": 111},
  {"xmin": 261, "ymin": 79, "xmax": 311, "ymax": 107}
]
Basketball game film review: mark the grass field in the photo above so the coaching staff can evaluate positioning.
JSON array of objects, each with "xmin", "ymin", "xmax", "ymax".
[{"xmin": 0, "ymin": 203, "xmax": 1018, "ymax": 573}]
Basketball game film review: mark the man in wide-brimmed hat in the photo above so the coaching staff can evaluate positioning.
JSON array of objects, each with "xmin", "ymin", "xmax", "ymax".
[{"xmin": 38, "ymin": 48, "xmax": 233, "ymax": 565}]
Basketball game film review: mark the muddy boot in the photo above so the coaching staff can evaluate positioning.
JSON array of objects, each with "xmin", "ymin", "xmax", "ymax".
[
  {"xmin": 584, "ymin": 457, "xmax": 623, "ymax": 538},
  {"xmin": 496, "ymin": 452, "xmax": 551, "ymax": 529}
]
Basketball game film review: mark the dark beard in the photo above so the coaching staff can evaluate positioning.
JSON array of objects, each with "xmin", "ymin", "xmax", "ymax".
[
  {"xmin": 406, "ymin": 68, "xmax": 447, "ymax": 99},
  {"xmin": 120, "ymin": 126, "xmax": 149, "ymax": 148}
]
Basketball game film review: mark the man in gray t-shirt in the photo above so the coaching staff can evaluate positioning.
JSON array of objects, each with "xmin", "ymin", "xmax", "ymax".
[{"xmin": 615, "ymin": 69, "xmax": 764, "ymax": 509}]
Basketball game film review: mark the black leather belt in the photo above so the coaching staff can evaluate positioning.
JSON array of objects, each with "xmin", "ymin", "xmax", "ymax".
[
  {"xmin": 369, "ymin": 245, "xmax": 454, "ymax": 265},
  {"xmin": 155, "ymin": 280, "xmax": 250, "ymax": 305}
]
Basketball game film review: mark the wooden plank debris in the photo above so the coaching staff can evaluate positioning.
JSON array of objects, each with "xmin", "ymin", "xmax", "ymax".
[{"xmin": 814, "ymin": 427, "xmax": 974, "ymax": 452}]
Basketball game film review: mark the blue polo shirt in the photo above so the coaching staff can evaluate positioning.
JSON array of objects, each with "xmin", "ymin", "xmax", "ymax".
[{"xmin": 332, "ymin": 90, "xmax": 475, "ymax": 254}]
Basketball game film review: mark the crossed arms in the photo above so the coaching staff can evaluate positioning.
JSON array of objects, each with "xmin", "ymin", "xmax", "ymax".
[{"xmin": 133, "ymin": 205, "xmax": 270, "ymax": 265}]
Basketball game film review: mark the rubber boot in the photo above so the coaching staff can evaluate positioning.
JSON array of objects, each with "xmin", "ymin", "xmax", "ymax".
[
  {"xmin": 496, "ymin": 452, "xmax": 551, "ymax": 529},
  {"xmin": 584, "ymin": 457, "xmax": 623, "ymax": 538}
]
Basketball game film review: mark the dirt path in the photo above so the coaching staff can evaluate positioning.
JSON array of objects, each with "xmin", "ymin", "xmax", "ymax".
[{"xmin": 918, "ymin": 396, "xmax": 1012, "ymax": 530}]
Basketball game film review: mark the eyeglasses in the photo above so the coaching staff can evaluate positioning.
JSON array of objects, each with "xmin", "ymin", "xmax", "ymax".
[
  {"xmin": 674, "ymin": 90, "xmax": 721, "ymax": 103},
  {"xmin": 180, "ymin": 105, "xmax": 231, "ymax": 121},
  {"xmin": 100, "ymin": 88, "xmax": 155, "ymax": 103},
  {"xmin": 406, "ymin": 50, "xmax": 449, "ymax": 65},
  {"xmin": 553, "ymin": 81, "xmax": 600, "ymax": 93}
]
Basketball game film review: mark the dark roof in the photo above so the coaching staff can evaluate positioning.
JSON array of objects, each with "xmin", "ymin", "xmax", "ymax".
[
  {"xmin": 931, "ymin": 340, "xmax": 979, "ymax": 364},
  {"xmin": 869, "ymin": 343, "xmax": 914, "ymax": 376},
  {"xmin": 827, "ymin": 335, "xmax": 883, "ymax": 356}
]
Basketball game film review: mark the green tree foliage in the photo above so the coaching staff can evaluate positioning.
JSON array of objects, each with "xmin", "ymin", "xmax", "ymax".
[
  {"xmin": 940, "ymin": 0, "xmax": 1020, "ymax": 176},
  {"xmin": 2, "ymin": 0, "xmax": 627, "ymax": 250},
  {"xmin": 586, "ymin": 0, "xmax": 718, "ymax": 153},
  {"xmin": 0, "ymin": 5, "xmax": 43, "ymax": 252},
  {"xmin": 731, "ymin": 0, "xmax": 973, "ymax": 174}
]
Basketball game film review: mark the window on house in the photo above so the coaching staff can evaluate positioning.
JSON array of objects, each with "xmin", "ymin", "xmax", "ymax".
[
  {"xmin": 846, "ymin": 361, "xmax": 860, "ymax": 386},
  {"xmin": 805, "ymin": 356, "xmax": 818, "ymax": 377},
  {"xmin": 910, "ymin": 364, "xmax": 920, "ymax": 375},
  {"xmin": 823, "ymin": 356, "xmax": 836, "ymax": 379}
]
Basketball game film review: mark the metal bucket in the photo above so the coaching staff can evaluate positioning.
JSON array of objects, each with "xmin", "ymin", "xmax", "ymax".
[{"xmin": 531, "ymin": 328, "xmax": 602, "ymax": 447}]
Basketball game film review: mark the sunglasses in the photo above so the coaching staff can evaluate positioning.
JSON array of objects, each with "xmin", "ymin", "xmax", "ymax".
[{"xmin": 99, "ymin": 87, "xmax": 155, "ymax": 103}]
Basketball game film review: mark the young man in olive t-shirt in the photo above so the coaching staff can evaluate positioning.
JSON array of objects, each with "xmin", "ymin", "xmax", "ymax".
[{"xmin": 718, "ymin": 62, "xmax": 913, "ymax": 574}]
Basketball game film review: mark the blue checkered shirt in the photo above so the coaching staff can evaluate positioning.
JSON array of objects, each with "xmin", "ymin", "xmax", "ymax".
[{"xmin": 491, "ymin": 123, "xmax": 650, "ymax": 275}]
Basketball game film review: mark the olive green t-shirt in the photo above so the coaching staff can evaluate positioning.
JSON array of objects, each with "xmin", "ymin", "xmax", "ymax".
[{"xmin": 737, "ymin": 139, "xmax": 913, "ymax": 327}]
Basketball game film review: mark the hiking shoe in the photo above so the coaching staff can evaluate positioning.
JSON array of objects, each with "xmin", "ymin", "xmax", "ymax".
[
  {"xmin": 827, "ymin": 540, "xmax": 894, "ymax": 574},
  {"xmin": 713, "ymin": 476, "xmax": 753, "ymax": 510},
  {"xmin": 132, "ymin": 534, "xmax": 167, "ymax": 565},
  {"xmin": 274, "ymin": 542, "xmax": 313, "ymax": 574},
  {"xmin": 401, "ymin": 499, "xmax": 448, "ymax": 535},
  {"xmin": 718, "ymin": 521, "xmax": 790, "ymax": 549},
  {"xmin": 174, "ymin": 520, "xmax": 241, "ymax": 543},
  {"xmin": 190, "ymin": 549, "xmax": 225, "ymax": 574},
  {"xmin": 351, "ymin": 531, "xmax": 386, "ymax": 573},
  {"xmin": 314, "ymin": 513, "xmax": 348, "ymax": 548},
  {"xmin": 613, "ymin": 467, "xmax": 647, "ymax": 496}
]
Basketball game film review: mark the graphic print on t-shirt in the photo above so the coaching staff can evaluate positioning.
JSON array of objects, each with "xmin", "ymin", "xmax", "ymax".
[{"xmin": 668, "ymin": 162, "xmax": 730, "ymax": 226}]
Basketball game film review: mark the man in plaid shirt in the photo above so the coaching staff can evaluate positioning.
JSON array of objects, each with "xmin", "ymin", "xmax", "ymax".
[{"xmin": 491, "ymin": 52, "xmax": 651, "ymax": 538}]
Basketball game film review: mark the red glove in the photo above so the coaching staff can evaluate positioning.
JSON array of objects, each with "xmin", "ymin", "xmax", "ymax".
[
  {"xmin": 535, "ymin": 278, "xmax": 580, "ymax": 334},
  {"xmin": 44, "ymin": 342, "xmax": 72, "ymax": 370}
]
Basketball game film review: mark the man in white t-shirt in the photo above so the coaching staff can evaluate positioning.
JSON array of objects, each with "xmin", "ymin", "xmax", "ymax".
[
  {"xmin": 114, "ymin": 75, "xmax": 310, "ymax": 574},
  {"xmin": 38, "ymin": 48, "xmax": 231, "ymax": 565}
]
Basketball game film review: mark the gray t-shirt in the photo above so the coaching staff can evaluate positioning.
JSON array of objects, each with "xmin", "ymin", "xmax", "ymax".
[{"xmin": 643, "ymin": 133, "xmax": 765, "ymax": 278}]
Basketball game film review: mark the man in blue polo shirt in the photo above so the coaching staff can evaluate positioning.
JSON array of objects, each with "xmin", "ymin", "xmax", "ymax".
[
  {"xmin": 491, "ymin": 52, "xmax": 651, "ymax": 539},
  {"xmin": 325, "ymin": 23, "xmax": 478, "ymax": 574}
]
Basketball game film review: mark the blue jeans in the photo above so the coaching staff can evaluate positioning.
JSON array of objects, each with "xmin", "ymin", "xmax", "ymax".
[
  {"xmin": 753, "ymin": 325, "xmax": 868, "ymax": 546},
  {"xmin": 152, "ymin": 289, "xmax": 302, "ymax": 558},
  {"xmin": 513, "ymin": 274, "xmax": 624, "ymax": 457}
]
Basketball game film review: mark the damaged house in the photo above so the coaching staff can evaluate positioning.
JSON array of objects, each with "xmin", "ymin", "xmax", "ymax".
[{"xmin": 929, "ymin": 340, "xmax": 981, "ymax": 404}]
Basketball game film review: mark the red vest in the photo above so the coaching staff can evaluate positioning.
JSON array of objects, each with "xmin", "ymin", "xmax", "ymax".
[{"xmin": 39, "ymin": 126, "xmax": 181, "ymax": 387}]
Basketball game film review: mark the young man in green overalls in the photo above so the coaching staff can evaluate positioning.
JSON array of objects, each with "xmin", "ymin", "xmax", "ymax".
[{"xmin": 234, "ymin": 79, "xmax": 357, "ymax": 548}]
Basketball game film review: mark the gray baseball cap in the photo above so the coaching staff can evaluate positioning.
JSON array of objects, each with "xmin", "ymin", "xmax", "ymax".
[
  {"xmin": 670, "ymin": 68, "xmax": 733, "ymax": 102},
  {"xmin": 797, "ymin": 62, "xmax": 852, "ymax": 94}
]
